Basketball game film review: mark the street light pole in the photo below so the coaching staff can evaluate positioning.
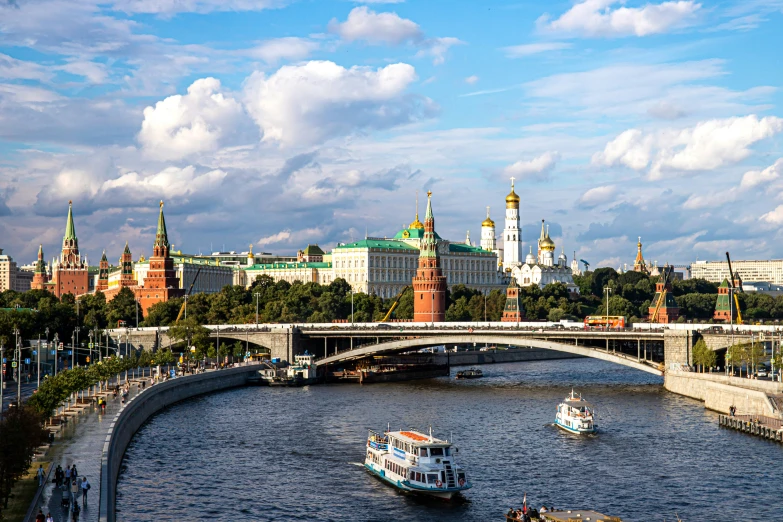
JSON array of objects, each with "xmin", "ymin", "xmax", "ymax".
[
  {"xmin": 216, "ymin": 325, "xmax": 220, "ymax": 370},
  {"xmin": 14, "ymin": 327, "xmax": 21, "ymax": 408},
  {"xmin": 351, "ymin": 288, "xmax": 354, "ymax": 324},
  {"xmin": 73, "ymin": 326, "xmax": 80, "ymax": 369},
  {"xmin": 604, "ymin": 286, "xmax": 612, "ymax": 330},
  {"xmin": 53, "ymin": 334, "xmax": 59, "ymax": 376},
  {"xmin": 254, "ymin": 293, "xmax": 260, "ymax": 327},
  {"xmin": 37, "ymin": 332, "xmax": 41, "ymax": 388},
  {"xmin": 0, "ymin": 343, "xmax": 4, "ymax": 418}
]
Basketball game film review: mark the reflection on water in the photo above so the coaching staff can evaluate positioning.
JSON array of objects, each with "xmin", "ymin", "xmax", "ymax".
[{"xmin": 117, "ymin": 359, "xmax": 781, "ymax": 521}]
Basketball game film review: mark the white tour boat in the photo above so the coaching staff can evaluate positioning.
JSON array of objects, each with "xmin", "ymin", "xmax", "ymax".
[
  {"xmin": 555, "ymin": 390, "xmax": 597, "ymax": 434},
  {"xmin": 364, "ymin": 427, "xmax": 471, "ymax": 500}
]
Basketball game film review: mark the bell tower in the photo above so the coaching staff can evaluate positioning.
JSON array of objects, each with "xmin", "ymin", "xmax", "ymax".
[{"xmin": 412, "ymin": 191, "xmax": 447, "ymax": 323}]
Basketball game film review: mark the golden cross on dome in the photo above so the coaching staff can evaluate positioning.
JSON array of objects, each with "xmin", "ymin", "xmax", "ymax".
[
  {"xmin": 510, "ymin": 176, "xmax": 515, "ymax": 189},
  {"xmin": 427, "ymin": 190, "xmax": 432, "ymax": 197},
  {"xmin": 160, "ymin": 200, "xmax": 164, "ymax": 208}
]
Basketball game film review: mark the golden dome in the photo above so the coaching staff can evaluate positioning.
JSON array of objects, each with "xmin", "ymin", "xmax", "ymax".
[
  {"xmin": 505, "ymin": 189, "xmax": 520, "ymax": 209},
  {"xmin": 540, "ymin": 235, "xmax": 556, "ymax": 251},
  {"xmin": 482, "ymin": 217, "xmax": 495, "ymax": 227},
  {"xmin": 409, "ymin": 214, "xmax": 424, "ymax": 230}
]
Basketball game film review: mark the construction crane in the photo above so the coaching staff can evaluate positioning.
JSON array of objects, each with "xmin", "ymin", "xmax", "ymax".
[
  {"xmin": 649, "ymin": 268, "xmax": 670, "ymax": 323},
  {"xmin": 725, "ymin": 251, "xmax": 743, "ymax": 324},
  {"xmin": 175, "ymin": 266, "xmax": 203, "ymax": 323},
  {"xmin": 580, "ymin": 259, "xmax": 590, "ymax": 271},
  {"xmin": 381, "ymin": 286, "xmax": 410, "ymax": 322}
]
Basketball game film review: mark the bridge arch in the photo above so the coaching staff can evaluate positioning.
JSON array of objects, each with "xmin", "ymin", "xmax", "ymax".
[{"xmin": 317, "ymin": 335, "xmax": 663, "ymax": 376}]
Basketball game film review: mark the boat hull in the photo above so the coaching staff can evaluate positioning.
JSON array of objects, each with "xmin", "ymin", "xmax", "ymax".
[
  {"xmin": 364, "ymin": 463, "xmax": 468, "ymax": 500},
  {"xmin": 554, "ymin": 419, "xmax": 597, "ymax": 434}
]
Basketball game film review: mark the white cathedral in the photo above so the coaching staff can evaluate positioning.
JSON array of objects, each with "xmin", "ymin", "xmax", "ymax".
[{"xmin": 477, "ymin": 178, "xmax": 579, "ymax": 294}]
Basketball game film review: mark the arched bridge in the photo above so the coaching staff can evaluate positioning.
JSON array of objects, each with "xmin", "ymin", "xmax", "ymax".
[{"xmin": 315, "ymin": 334, "xmax": 665, "ymax": 375}]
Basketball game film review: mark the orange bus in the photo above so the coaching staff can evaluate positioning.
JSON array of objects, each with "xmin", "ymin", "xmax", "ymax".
[{"xmin": 583, "ymin": 315, "xmax": 626, "ymax": 330}]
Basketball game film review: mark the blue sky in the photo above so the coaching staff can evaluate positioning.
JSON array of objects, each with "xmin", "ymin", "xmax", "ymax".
[{"xmin": 1, "ymin": 0, "xmax": 782, "ymax": 270}]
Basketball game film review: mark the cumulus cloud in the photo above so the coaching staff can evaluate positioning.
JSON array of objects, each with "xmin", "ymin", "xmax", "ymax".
[
  {"xmin": 503, "ymin": 151, "xmax": 560, "ymax": 182},
  {"xmin": 329, "ymin": 6, "xmax": 423, "ymax": 45},
  {"xmin": 593, "ymin": 115, "xmax": 783, "ymax": 179},
  {"xmin": 502, "ymin": 42, "xmax": 572, "ymax": 57},
  {"xmin": 243, "ymin": 60, "xmax": 436, "ymax": 147},
  {"xmin": 139, "ymin": 77, "xmax": 250, "ymax": 160},
  {"xmin": 683, "ymin": 188, "xmax": 738, "ymax": 209},
  {"xmin": 329, "ymin": 7, "xmax": 461, "ymax": 64},
  {"xmin": 248, "ymin": 37, "xmax": 320, "ymax": 64},
  {"xmin": 577, "ymin": 185, "xmax": 618, "ymax": 208},
  {"xmin": 464, "ymin": 75, "xmax": 479, "ymax": 84},
  {"xmin": 539, "ymin": 0, "xmax": 702, "ymax": 37},
  {"xmin": 740, "ymin": 158, "xmax": 783, "ymax": 189},
  {"xmin": 760, "ymin": 205, "xmax": 783, "ymax": 225},
  {"xmin": 101, "ymin": 166, "xmax": 228, "ymax": 200}
]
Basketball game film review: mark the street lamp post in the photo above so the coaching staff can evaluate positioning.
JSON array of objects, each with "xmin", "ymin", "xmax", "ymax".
[
  {"xmin": 42, "ymin": 327, "xmax": 49, "ymax": 386},
  {"xmin": 53, "ymin": 333, "xmax": 59, "ymax": 376},
  {"xmin": 14, "ymin": 327, "xmax": 21, "ymax": 408},
  {"xmin": 603, "ymin": 286, "xmax": 612, "ymax": 329},
  {"xmin": 351, "ymin": 288, "xmax": 354, "ymax": 325},
  {"xmin": 0, "ymin": 343, "xmax": 4, "ymax": 418},
  {"xmin": 216, "ymin": 325, "xmax": 220, "ymax": 370},
  {"xmin": 254, "ymin": 293, "xmax": 260, "ymax": 327},
  {"xmin": 88, "ymin": 331, "xmax": 94, "ymax": 367},
  {"xmin": 73, "ymin": 326, "xmax": 80, "ymax": 369},
  {"xmin": 37, "ymin": 332, "xmax": 41, "ymax": 388}
]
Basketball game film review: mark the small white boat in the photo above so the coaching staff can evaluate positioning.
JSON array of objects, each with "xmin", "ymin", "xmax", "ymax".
[
  {"xmin": 364, "ymin": 426, "xmax": 471, "ymax": 500},
  {"xmin": 555, "ymin": 390, "xmax": 597, "ymax": 434}
]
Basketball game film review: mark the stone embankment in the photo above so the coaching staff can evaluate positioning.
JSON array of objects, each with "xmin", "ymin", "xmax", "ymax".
[
  {"xmin": 664, "ymin": 371, "xmax": 783, "ymax": 417},
  {"xmin": 99, "ymin": 365, "xmax": 263, "ymax": 522}
]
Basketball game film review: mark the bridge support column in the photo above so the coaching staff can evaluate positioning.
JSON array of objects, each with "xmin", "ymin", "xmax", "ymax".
[{"xmin": 637, "ymin": 339, "xmax": 640, "ymax": 362}]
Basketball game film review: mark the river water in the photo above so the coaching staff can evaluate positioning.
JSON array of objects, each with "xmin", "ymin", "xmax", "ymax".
[{"xmin": 116, "ymin": 358, "xmax": 782, "ymax": 521}]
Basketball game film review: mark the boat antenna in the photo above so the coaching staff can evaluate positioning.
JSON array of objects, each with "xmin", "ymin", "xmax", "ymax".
[
  {"xmin": 429, "ymin": 425, "xmax": 433, "ymax": 442},
  {"xmin": 387, "ymin": 422, "xmax": 390, "ymax": 434}
]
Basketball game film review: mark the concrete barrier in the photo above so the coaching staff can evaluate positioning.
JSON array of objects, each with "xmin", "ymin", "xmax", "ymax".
[
  {"xmin": 664, "ymin": 371, "xmax": 782, "ymax": 417},
  {"xmin": 98, "ymin": 365, "xmax": 263, "ymax": 522}
]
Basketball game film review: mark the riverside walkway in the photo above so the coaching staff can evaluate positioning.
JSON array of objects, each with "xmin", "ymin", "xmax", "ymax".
[{"xmin": 28, "ymin": 379, "xmax": 144, "ymax": 522}]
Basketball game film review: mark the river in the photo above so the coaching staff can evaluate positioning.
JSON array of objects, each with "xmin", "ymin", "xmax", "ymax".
[{"xmin": 116, "ymin": 358, "xmax": 782, "ymax": 521}]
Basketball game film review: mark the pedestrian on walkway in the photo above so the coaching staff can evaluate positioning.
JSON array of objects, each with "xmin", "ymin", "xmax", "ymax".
[
  {"xmin": 55, "ymin": 465, "xmax": 62, "ymax": 488},
  {"xmin": 101, "ymin": 397, "xmax": 107, "ymax": 413},
  {"xmin": 35, "ymin": 509, "xmax": 45, "ymax": 522},
  {"xmin": 71, "ymin": 500, "xmax": 80, "ymax": 521},
  {"xmin": 76, "ymin": 475, "xmax": 82, "ymax": 495},
  {"xmin": 70, "ymin": 479, "xmax": 78, "ymax": 508},
  {"xmin": 46, "ymin": 512, "xmax": 53, "ymax": 522},
  {"xmin": 64, "ymin": 465, "xmax": 71, "ymax": 486},
  {"xmin": 81, "ymin": 476, "xmax": 90, "ymax": 503},
  {"xmin": 36, "ymin": 464, "xmax": 45, "ymax": 487},
  {"xmin": 71, "ymin": 464, "xmax": 78, "ymax": 479}
]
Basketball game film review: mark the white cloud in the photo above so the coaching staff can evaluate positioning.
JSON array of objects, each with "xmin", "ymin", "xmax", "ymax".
[
  {"xmin": 113, "ymin": 0, "xmax": 285, "ymax": 15},
  {"xmin": 540, "ymin": 0, "xmax": 702, "ymax": 37},
  {"xmin": 0, "ymin": 53, "xmax": 51, "ymax": 81},
  {"xmin": 139, "ymin": 77, "xmax": 249, "ymax": 160},
  {"xmin": 248, "ymin": 37, "xmax": 320, "ymax": 64},
  {"xmin": 740, "ymin": 158, "xmax": 783, "ymax": 188},
  {"xmin": 415, "ymin": 37, "xmax": 463, "ymax": 65},
  {"xmin": 577, "ymin": 185, "xmax": 618, "ymax": 208},
  {"xmin": 760, "ymin": 204, "xmax": 783, "ymax": 225},
  {"xmin": 593, "ymin": 115, "xmax": 783, "ymax": 179},
  {"xmin": 257, "ymin": 230, "xmax": 291, "ymax": 247},
  {"xmin": 59, "ymin": 60, "xmax": 109, "ymax": 84},
  {"xmin": 329, "ymin": 6, "xmax": 423, "ymax": 45},
  {"xmin": 464, "ymin": 75, "xmax": 479, "ymax": 84},
  {"xmin": 503, "ymin": 151, "xmax": 560, "ymax": 181},
  {"xmin": 102, "ymin": 166, "xmax": 227, "ymax": 198},
  {"xmin": 683, "ymin": 188, "xmax": 738, "ymax": 209},
  {"xmin": 502, "ymin": 42, "xmax": 572, "ymax": 57},
  {"xmin": 0, "ymin": 83, "xmax": 62, "ymax": 104},
  {"xmin": 243, "ymin": 60, "xmax": 434, "ymax": 147}
]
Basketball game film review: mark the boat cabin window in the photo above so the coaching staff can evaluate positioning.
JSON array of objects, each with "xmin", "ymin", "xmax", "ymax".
[
  {"xmin": 430, "ymin": 447, "xmax": 444, "ymax": 456},
  {"xmin": 457, "ymin": 472, "xmax": 466, "ymax": 482},
  {"xmin": 426, "ymin": 473, "xmax": 438, "ymax": 484},
  {"xmin": 418, "ymin": 448, "xmax": 427, "ymax": 457},
  {"xmin": 444, "ymin": 447, "xmax": 450, "ymax": 456}
]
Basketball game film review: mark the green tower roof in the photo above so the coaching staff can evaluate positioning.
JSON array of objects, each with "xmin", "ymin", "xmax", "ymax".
[
  {"xmin": 154, "ymin": 201, "xmax": 170, "ymax": 250},
  {"xmin": 64, "ymin": 200, "xmax": 76, "ymax": 241}
]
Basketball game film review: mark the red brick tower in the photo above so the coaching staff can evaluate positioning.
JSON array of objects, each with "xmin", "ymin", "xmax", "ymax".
[
  {"xmin": 30, "ymin": 244, "xmax": 48, "ymax": 291},
  {"xmin": 96, "ymin": 250, "xmax": 109, "ymax": 292},
  {"xmin": 413, "ymin": 191, "xmax": 446, "ymax": 323},
  {"xmin": 648, "ymin": 270, "xmax": 680, "ymax": 323},
  {"xmin": 120, "ymin": 242, "xmax": 135, "ymax": 287},
  {"xmin": 52, "ymin": 201, "xmax": 89, "ymax": 298},
  {"xmin": 501, "ymin": 278, "xmax": 524, "ymax": 322},
  {"xmin": 135, "ymin": 201, "xmax": 183, "ymax": 314}
]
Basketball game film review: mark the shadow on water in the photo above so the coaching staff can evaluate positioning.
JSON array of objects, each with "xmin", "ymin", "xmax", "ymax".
[{"xmin": 117, "ymin": 358, "xmax": 779, "ymax": 522}]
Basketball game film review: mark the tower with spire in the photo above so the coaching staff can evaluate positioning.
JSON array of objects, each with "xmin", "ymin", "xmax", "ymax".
[
  {"xmin": 633, "ymin": 237, "xmax": 649, "ymax": 274},
  {"xmin": 538, "ymin": 220, "xmax": 556, "ymax": 267},
  {"xmin": 96, "ymin": 251, "xmax": 109, "ymax": 292},
  {"xmin": 412, "ymin": 191, "xmax": 447, "ymax": 322},
  {"xmin": 135, "ymin": 201, "xmax": 184, "ymax": 314},
  {"xmin": 480, "ymin": 206, "xmax": 497, "ymax": 252},
  {"xmin": 51, "ymin": 201, "xmax": 90, "ymax": 297},
  {"xmin": 503, "ymin": 178, "xmax": 522, "ymax": 269},
  {"xmin": 30, "ymin": 245, "xmax": 49, "ymax": 291}
]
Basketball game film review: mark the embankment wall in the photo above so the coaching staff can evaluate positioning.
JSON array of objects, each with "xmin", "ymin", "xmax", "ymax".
[
  {"xmin": 99, "ymin": 365, "xmax": 263, "ymax": 522},
  {"xmin": 664, "ymin": 371, "xmax": 782, "ymax": 417}
]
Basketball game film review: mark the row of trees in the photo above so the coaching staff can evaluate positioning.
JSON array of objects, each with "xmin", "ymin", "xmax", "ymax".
[
  {"xmin": 0, "ymin": 405, "xmax": 47, "ymax": 514},
  {"xmin": 5, "ymin": 269, "xmax": 783, "ymax": 342}
]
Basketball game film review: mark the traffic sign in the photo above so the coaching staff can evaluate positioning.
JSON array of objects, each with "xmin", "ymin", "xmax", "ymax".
[
  {"xmin": 24, "ymin": 358, "xmax": 30, "ymax": 364},
  {"xmin": 32, "ymin": 350, "xmax": 37, "ymax": 355},
  {"xmin": 89, "ymin": 343, "xmax": 94, "ymax": 349},
  {"xmin": 67, "ymin": 350, "xmax": 72, "ymax": 355},
  {"xmin": 51, "ymin": 350, "xmax": 56, "ymax": 355},
  {"xmin": 41, "ymin": 342, "xmax": 48, "ymax": 349},
  {"xmin": 86, "ymin": 356, "xmax": 90, "ymax": 363},
  {"xmin": 1, "ymin": 358, "xmax": 4, "ymax": 363},
  {"xmin": 11, "ymin": 362, "xmax": 17, "ymax": 368},
  {"xmin": 58, "ymin": 343, "xmax": 64, "ymax": 351}
]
